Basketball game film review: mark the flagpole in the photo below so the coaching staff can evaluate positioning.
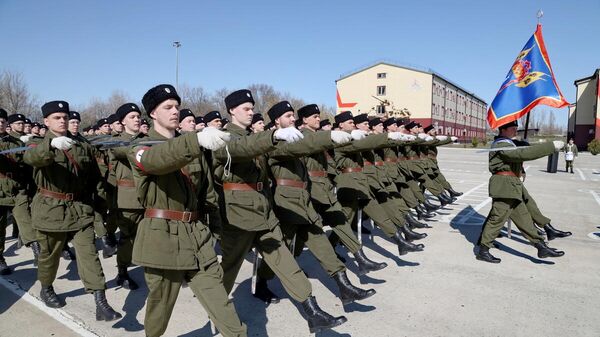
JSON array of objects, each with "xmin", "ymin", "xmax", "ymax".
[{"xmin": 524, "ymin": 9, "xmax": 544, "ymax": 141}]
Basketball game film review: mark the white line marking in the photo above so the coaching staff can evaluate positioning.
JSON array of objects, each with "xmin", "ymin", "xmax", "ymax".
[
  {"xmin": 589, "ymin": 190, "xmax": 600, "ymax": 207},
  {"xmin": 587, "ymin": 232, "xmax": 600, "ymax": 241},
  {"xmin": 454, "ymin": 182, "xmax": 487, "ymax": 202},
  {"xmin": 0, "ymin": 277, "xmax": 99, "ymax": 337},
  {"xmin": 576, "ymin": 168, "xmax": 586, "ymax": 181}
]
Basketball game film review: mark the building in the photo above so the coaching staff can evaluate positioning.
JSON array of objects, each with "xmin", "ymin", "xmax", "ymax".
[
  {"xmin": 569, "ymin": 69, "xmax": 599, "ymax": 148},
  {"xmin": 335, "ymin": 61, "xmax": 488, "ymax": 140}
]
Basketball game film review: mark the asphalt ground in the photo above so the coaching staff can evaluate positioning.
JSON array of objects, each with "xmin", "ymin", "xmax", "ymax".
[{"xmin": 1, "ymin": 147, "xmax": 599, "ymax": 337}]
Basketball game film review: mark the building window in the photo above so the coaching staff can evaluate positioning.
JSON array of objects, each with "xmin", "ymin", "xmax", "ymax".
[
  {"xmin": 376, "ymin": 105, "xmax": 385, "ymax": 114},
  {"xmin": 377, "ymin": 86, "xmax": 386, "ymax": 96},
  {"xmin": 377, "ymin": 73, "xmax": 386, "ymax": 79}
]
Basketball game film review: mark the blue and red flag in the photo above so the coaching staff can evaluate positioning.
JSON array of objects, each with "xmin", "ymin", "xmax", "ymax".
[{"xmin": 487, "ymin": 24, "xmax": 569, "ymax": 129}]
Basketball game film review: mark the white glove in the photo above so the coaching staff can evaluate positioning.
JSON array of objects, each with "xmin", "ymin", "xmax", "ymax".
[
  {"xmin": 402, "ymin": 134, "xmax": 417, "ymax": 141},
  {"xmin": 197, "ymin": 126, "xmax": 230, "ymax": 150},
  {"xmin": 425, "ymin": 136, "xmax": 434, "ymax": 141},
  {"xmin": 435, "ymin": 135, "xmax": 448, "ymax": 141},
  {"xmin": 553, "ymin": 140, "xmax": 565, "ymax": 151},
  {"xmin": 19, "ymin": 135, "xmax": 32, "ymax": 143},
  {"xmin": 330, "ymin": 130, "xmax": 352, "ymax": 145},
  {"xmin": 350, "ymin": 129, "xmax": 368, "ymax": 140},
  {"xmin": 274, "ymin": 126, "xmax": 304, "ymax": 143},
  {"xmin": 451, "ymin": 136, "xmax": 458, "ymax": 142},
  {"xmin": 387, "ymin": 132, "xmax": 404, "ymax": 141},
  {"xmin": 417, "ymin": 133, "xmax": 428, "ymax": 140},
  {"xmin": 50, "ymin": 136, "xmax": 75, "ymax": 150}
]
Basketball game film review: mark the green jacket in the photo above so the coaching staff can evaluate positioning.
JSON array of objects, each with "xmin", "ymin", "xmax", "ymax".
[
  {"xmin": 110, "ymin": 132, "xmax": 147, "ymax": 210},
  {"xmin": 0, "ymin": 133, "xmax": 26, "ymax": 206},
  {"xmin": 268, "ymin": 130, "xmax": 332, "ymax": 225},
  {"xmin": 24, "ymin": 132, "xmax": 101, "ymax": 232},
  {"xmin": 564, "ymin": 143, "xmax": 578, "ymax": 158},
  {"xmin": 127, "ymin": 129, "xmax": 217, "ymax": 270},
  {"xmin": 212, "ymin": 123, "xmax": 280, "ymax": 231},
  {"xmin": 301, "ymin": 129, "xmax": 338, "ymax": 206},
  {"xmin": 488, "ymin": 137, "xmax": 555, "ymax": 200}
]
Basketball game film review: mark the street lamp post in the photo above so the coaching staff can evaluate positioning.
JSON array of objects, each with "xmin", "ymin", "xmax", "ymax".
[{"xmin": 173, "ymin": 41, "xmax": 182, "ymax": 91}]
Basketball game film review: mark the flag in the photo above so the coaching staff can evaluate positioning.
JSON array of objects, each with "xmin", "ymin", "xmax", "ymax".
[{"xmin": 487, "ymin": 24, "xmax": 568, "ymax": 129}]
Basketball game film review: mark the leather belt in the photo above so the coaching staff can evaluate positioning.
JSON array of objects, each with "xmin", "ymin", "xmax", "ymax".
[
  {"xmin": 341, "ymin": 167, "xmax": 362, "ymax": 173},
  {"xmin": 223, "ymin": 182, "xmax": 263, "ymax": 192},
  {"xmin": 38, "ymin": 188, "xmax": 78, "ymax": 201},
  {"xmin": 0, "ymin": 172, "xmax": 13, "ymax": 179},
  {"xmin": 363, "ymin": 161, "xmax": 373, "ymax": 166},
  {"xmin": 276, "ymin": 178, "xmax": 307, "ymax": 189},
  {"xmin": 494, "ymin": 171, "xmax": 520, "ymax": 178},
  {"xmin": 308, "ymin": 170, "xmax": 328, "ymax": 177},
  {"xmin": 116, "ymin": 179, "xmax": 135, "ymax": 187},
  {"xmin": 408, "ymin": 156, "xmax": 418, "ymax": 160},
  {"xmin": 384, "ymin": 158, "xmax": 397, "ymax": 163},
  {"xmin": 374, "ymin": 161, "xmax": 385, "ymax": 166},
  {"xmin": 144, "ymin": 208, "xmax": 199, "ymax": 222}
]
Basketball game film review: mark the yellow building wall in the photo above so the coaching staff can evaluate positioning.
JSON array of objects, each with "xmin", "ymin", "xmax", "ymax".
[{"xmin": 575, "ymin": 79, "xmax": 596, "ymax": 125}]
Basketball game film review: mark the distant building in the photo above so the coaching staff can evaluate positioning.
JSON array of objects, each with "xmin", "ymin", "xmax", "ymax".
[
  {"xmin": 335, "ymin": 61, "xmax": 488, "ymax": 140},
  {"xmin": 569, "ymin": 68, "xmax": 599, "ymax": 148}
]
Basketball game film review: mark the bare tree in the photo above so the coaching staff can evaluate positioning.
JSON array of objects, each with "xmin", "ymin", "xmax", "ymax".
[
  {"xmin": 0, "ymin": 70, "xmax": 39, "ymax": 118},
  {"xmin": 179, "ymin": 84, "xmax": 217, "ymax": 116}
]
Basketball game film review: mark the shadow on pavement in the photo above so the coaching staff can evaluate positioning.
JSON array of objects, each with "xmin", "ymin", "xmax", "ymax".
[{"xmin": 111, "ymin": 266, "xmax": 146, "ymax": 332}]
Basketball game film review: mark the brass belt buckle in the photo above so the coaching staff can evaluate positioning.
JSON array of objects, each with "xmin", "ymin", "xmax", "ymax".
[
  {"xmin": 65, "ymin": 193, "xmax": 74, "ymax": 201},
  {"xmin": 256, "ymin": 182, "xmax": 263, "ymax": 191},
  {"xmin": 182, "ymin": 211, "xmax": 192, "ymax": 222}
]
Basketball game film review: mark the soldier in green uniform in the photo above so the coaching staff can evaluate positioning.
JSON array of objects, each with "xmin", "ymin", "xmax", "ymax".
[
  {"xmin": 128, "ymin": 85, "xmax": 246, "ymax": 337},
  {"xmin": 249, "ymin": 113, "xmax": 265, "ymax": 133},
  {"xmin": 24, "ymin": 100, "xmax": 121, "ymax": 320},
  {"xmin": 178, "ymin": 108, "xmax": 196, "ymax": 133},
  {"xmin": 257, "ymin": 101, "xmax": 376, "ymax": 306},
  {"xmin": 108, "ymin": 103, "xmax": 148, "ymax": 290},
  {"xmin": 422, "ymin": 125, "xmax": 462, "ymax": 198},
  {"xmin": 476, "ymin": 120, "xmax": 566, "ymax": 263},
  {"xmin": 213, "ymin": 89, "xmax": 347, "ymax": 333},
  {"xmin": 298, "ymin": 104, "xmax": 387, "ymax": 275},
  {"xmin": 564, "ymin": 138, "xmax": 578, "ymax": 173}
]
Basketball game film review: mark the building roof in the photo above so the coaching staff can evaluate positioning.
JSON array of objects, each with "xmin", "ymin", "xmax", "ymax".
[
  {"xmin": 574, "ymin": 68, "xmax": 600, "ymax": 85},
  {"xmin": 336, "ymin": 60, "xmax": 487, "ymax": 104}
]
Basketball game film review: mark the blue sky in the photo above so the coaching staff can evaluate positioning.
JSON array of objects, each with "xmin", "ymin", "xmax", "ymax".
[{"xmin": 1, "ymin": 1, "xmax": 598, "ymax": 125}]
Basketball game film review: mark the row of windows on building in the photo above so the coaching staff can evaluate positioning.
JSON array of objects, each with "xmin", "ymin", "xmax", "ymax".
[{"xmin": 432, "ymin": 82, "xmax": 486, "ymax": 112}]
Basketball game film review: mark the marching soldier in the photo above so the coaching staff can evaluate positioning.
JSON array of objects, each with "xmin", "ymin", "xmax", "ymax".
[
  {"xmin": 24, "ymin": 100, "xmax": 121, "ymax": 320},
  {"xmin": 140, "ymin": 118, "xmax": 150, "ymax": 134},
  {"xmin": 213, "ymin": 89, "xmax": 347, "ymax": 333},
  {"xmin": 204, "ymin": 110, "xmax": 223, "ymax": 129},
  {"xmin": 249, "ymin": 113, "xmax": 264, "ymax": 133},
  {"xmin": 194, "ymin": 116, "xmax": 205, "ymax": 131},
  {"xmin": 127, "ymin": 85, "xmax": 246, "ymax": 337},
  {"xmin": 476, "ymin": 120, "xmax": 565, "ymax": 263},
  {"xmin": 422, "ymin": 125, "xmax": 462, "ymax": 198},
  {"xmin": 178, "ymin": 108, "xmax": 196, "ymax": 133}
]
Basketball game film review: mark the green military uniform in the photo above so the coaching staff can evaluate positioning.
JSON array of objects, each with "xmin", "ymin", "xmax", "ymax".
[
  {"xmin": 564, "ymin": 142, "xmax": 578, "ymax": 173},
  {"xmin": 397, "ymin": 140, "xmax": 428, "ymax": 205},
  {"xmin": 24, "ymin": 133, "xmax": 107, "ymax": 292},
  {"xmin": 424, "ymin": 138, "xmax": 455, "ymax": 191},
  {"xmin": 128, "ymin": 129, "xmax": 246, "ymax": 337},
  {"xmin": 212, "ymin": 123, "xmax": 313, "ymax": 302},
  {"xmin": 478, "ymin": 138, "xmax": 555, "ymax": 248}
]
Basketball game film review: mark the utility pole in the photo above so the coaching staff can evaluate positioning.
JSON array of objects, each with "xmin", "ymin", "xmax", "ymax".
[{"xmin": 173, "ymin": 41, "xmax": 182, "ymax": 91}]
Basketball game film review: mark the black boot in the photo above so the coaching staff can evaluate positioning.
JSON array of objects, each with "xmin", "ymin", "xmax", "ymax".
[
  {"xmin": 406, "ymin": 213, "xmax": 432, "ymax": 229},
  {"xmin": 40, "ymin": 285, "xmax": 65, "ymax": 308},
  {"xmin": 116, "ymin": 266, "xmax": 139, "ymax": 290},
  {"xmin": 61, "ymin": 244, "xmax": 76, "ymax": 261},
  {"xmin": 101, "ymin": 233, "xmax": 118, "ymax": 259},
  {"xmin": 437, "ymin": 193, "xmax": 452, "ymax": 206},
  {"xmin": 30, "ymin": 241, "xmax": 41, "ymax": 267},
  {"xmin": 94, "ymin": 290, "xmax": 122, "ymax": 321},
  {"xmin": 401, "ymin": 225, "xmax": 427, "ymax": 241},
  {"xmin": 0, "ymin": 257, "xmax": 11, "ymax": 275},
  {"xmin": 301, "ymin": 296, "xmax": 347, "ymax": 333},
  {"xmin": 423, "ymin": 200, "xmax": 440, "ymax": 212},
  {"xmin": 447, "ymin": 188, "xmax": 463, "ymax": 197},
  {"xmin": 476, "ymin": 246, "xmax": 501, "ymax": 263},
  {"xmin": 253, "ymin": 278, "xmax": 280, "ymax": 304},
  {"xmin": 393, "ymin": 230, "xmax": 424, "ymax": 256},
  {"xmin": 353, "ymin": 248, "xmax": 387, "ymax": 276},
  {"xmin": 544, "ymin": 224, "xmax": 572, "ymax": 241},
  {"xmin": 534, "ymin": 242, "xmax": 565, "ymax": 258},
  {"xmin": 333, "ymin": 271, "xmax": 376, "ymax": 305},
  {"xmin": 11, "ymin": 223, "xmax": 19, "ymax": 239},
  {"xmin": 442, "ymin": 191, "xmax": 457, "ymax": 203},
  {"xmin": 415, "ymin": 205, "xmax": 436, "ymax": 220}
]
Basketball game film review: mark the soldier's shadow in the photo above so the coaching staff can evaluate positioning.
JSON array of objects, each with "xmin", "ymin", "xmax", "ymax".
[
  {"xmin": 111, "ymin": 266, "xmax": 146, "ymax": 332},
  {"xmin": 229, "ymin": 277, "xmax": 268, "ymax": 337},
  {"xmin": 494, "ymin": 242, "xmax": 555, "ymax": 265},
  {"xmin": 449, "ymin": 206, "xmax": 486, "ymax": 249}
]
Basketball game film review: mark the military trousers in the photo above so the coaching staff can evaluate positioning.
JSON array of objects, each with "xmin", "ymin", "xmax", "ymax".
[
  {"xmin": 377, "ymin": 190, "xmax": 408, "ymax": 227},
  {"xmin": 565, "ymin": 160, "xmax": 574, "ymax": 172},
  {"xmin": 478, "ymin": 198, "xmax": 544, "ymax": 249},
  {"xmin": 13, "ymin": 192, "xmax": 37, "ymax": 245},
  {"xmin": 0, "ymin": 206, "xmax": 8, "ymax": 257},
  {"xmin": 522, "ymin": 188, "xmax": 551, "ymax": 228},
  {"xmin": 406, "ymin": 179, "xmax": 427, "ymax": 204},
  {"xmin": 396, "ymin": 182, "xmax": 420, "ymax": 209},
  {"xmin": 339, "ymin": 197, "xmax": 398, "ymax": 238},
  {"xmin": 143, "ymin": 264, "xmax": 247, "ymax": 337},
  {"xmin": 220, "ymin": 224, "xmax": 312, "ymax": 302},
  {"xmin": 37, "ymin": 225, "xmax": 106, "ymax": 291},
  {"xmin": 432, "ymin": 166, "xmax": 453, "ymax": 190},
  {"xmin": 115, "ymin": 209, "xmax": 143, "ymax": 268},
  {"xmin": 313, "ymin": 200, "xmax": 361, "ymax": 254}
]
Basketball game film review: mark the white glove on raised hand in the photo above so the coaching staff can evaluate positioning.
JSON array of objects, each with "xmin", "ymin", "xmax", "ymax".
[
  {"xmin": 350, "ymin": 129, "xmax": 368, "ymax": 140},
  {"xmin": 330, "ymin": 130, "xmax": 352, "ymax": 145},
  {"xmin": 425, "ymin": 136, "xmax": 434, "ymax": 141},
  {"xmin": 50, "ymin": 136, "xmax": 75, "ymax": 150},
  {"xmin": 19, "ymin": 135, "xmax": 32, "ymax": 143},
  {"xmin": 197, "ymin": 126, "xmax": 231, "ymax": 150},
  {"xmin": 387, "ymin": 132, "xmax": 404, "ymax": 141},
  {"xmin": 402, "ymin": 134, "xmax": 417, "ymax": 141},
  {"xmin": 553, "ymin": 140, "xmax": 565, "ymax": 151},
  {"xmin": 451, "ymin": 136, "xmax": 458, "ymax": 142},
  {"xmin": 435, "ymin": 135, "xmax": 448, "ymax": 141},
  {"xmin": 417, "ymin": 133, "xmax": 428, "ymax": 140},
  {"xmin": 274, "ymin": 126, "xmax": 304, "ymax": 143}
]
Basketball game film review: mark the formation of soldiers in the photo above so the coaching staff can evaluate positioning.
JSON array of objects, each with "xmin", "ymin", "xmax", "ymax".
[{"xmin": 0, "ymin": 84, "xmax": 572, "ymax": 337}]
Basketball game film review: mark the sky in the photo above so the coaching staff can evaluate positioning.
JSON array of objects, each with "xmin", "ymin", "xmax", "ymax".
[{"xmin": 1, "ymin": 0, "xmax": 598, "ymax": 126}]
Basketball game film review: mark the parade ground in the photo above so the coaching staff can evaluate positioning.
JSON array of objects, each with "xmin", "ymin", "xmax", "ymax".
[{"xmin": 1, "ymin": 147, "xmax": 599, "ymax": 337}]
